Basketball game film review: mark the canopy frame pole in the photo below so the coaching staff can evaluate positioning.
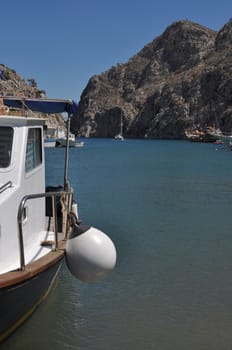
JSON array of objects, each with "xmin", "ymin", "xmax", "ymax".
[{"xmin": 64, "ymin": 112, "xmax": 71, "ymax": 191}]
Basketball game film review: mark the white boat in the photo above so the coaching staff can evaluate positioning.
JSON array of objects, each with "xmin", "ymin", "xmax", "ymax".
[
  {"xmin": 44, "ymin": 139, "xmax": 56, "ymax": 147},
  {"xmin": 114, "ymin": 133, "xmax": 124, "ymax": 141},
  {"xmin": 212, "ymin": 133, "xmax": 232, "ymax": 149},
  {"xmin": 75, "ymin": 141, "xmax": 84, "ymax": 147},
  {"xmin": 217, "ymin": 134, "xmax": 232, "ymax": 142},
  {"xmin": 115, "ymin": 111, "xmax": 124, "ymax": 141},
  {"xmin": 0, "ymin": 97, "xmax": 116, "ymax": 343},
  {"xmin": 55, "ymin": 128, "xmax": 75, "ymax": 147},
  {"xmin": 47, "ymin": 128, "xmax": 84, "ymax": 148}
]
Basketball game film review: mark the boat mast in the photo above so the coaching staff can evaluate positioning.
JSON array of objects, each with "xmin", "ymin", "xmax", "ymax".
[{"xmin": 120, "ymin": 110, "xmax": 123, "ymax": 135}]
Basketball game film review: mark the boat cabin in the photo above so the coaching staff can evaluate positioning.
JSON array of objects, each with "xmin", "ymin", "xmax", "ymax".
[{"xmin": 0, "ymin": 115, "xmax": 47, "ymax": 274}]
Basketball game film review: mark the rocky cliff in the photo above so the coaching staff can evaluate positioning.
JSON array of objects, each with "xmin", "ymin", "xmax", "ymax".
[
  {"xmin": 71, "ymin": 19, "xmax": 232, "ymax": 139},
  {"xmin": 0, "ymin": 64, "xmax": 65, "ymax": 128}
]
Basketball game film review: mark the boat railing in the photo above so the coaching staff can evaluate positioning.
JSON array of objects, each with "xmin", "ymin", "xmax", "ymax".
[
  {"xmin": 0, "ymin": 181, "xmax": 12, "ymax": 194},
  {"xmin": 17, "ymin": 189, "xmax": 73, "ymax": 271}
]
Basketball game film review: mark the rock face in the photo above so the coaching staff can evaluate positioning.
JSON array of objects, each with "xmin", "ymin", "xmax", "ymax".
[
  {"xmin": 0, "ymin": 64, "xmax": 65, "ymax": 128},
  {"xmin": 0, "ymin": 64, "xmax": 45, "ymax": 99},
  {"xmin": 71, "ymin": 19, "xmax": 232, "ymax": 139}
]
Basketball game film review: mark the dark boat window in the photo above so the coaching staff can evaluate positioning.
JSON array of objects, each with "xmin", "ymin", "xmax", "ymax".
[
  {"xmin": 25, "ymin": 128, "xmax": 42, "ymax": 173},
  {"xmin": 0, "ymin": 127, "xmax": 13, "ymax": 168}
]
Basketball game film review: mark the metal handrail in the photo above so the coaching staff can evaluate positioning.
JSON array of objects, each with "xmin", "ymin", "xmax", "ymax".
[
  {"xmin": 0, "ymin": 181, "xmax": 12, "ymax": 194},
  {"xmin": 17, "ymin": 189, "xmax": 73, "ymax": 270}
]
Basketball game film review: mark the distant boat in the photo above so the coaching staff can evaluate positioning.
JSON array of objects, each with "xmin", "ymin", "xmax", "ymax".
[
  {"xmin": 214, "ymin": 133, "xmax": 232, "ymax": 150},
  {"xmin": 207, "ymin": 128, "xmax": 232, "ymax": 149},
  {"xmin": 215, "ymin": 134, "xmax": 232, "ymax": 143},
  {"xmin": 213, "ymin": 139, "xmax": 224, "ymax": 145},
  {"xmin": 45, "ymin": 128, "xmax": 84, "ymax": 148},
  {"xmin": 55, "ymin": 129, "xmax": 77, "ymax": 147},
  {"xmin": 115, "ymin": 111, "xmax": 124, "ymax": 141},
  {"xmin": 75, "ymin": 141, "xmax": 84, "ymax": 147},
  {"xmin": 114, "ymin": 133, "xmax": 124, "ymax": 141},
  {"xmin": 44, "ymin": 139, "xmax": 56, "ymax": 148},
  {"xmin": 184, "ymin": 128, "xmax": 218, "ymax": 143}
]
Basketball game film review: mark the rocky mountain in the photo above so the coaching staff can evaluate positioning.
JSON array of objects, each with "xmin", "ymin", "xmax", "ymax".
[
  {"xmin": 0, "ymin": 64, "xmax": 65, "ymax": 129},
  {"xmin": 71, "ymin": 19, "xmax": 232, "ymax": 139}
]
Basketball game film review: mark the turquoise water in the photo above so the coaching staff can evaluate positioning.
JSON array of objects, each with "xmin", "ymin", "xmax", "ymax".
[{"xmin": 3, "ymin": 139, "xmax": 232, "ymax": 349}]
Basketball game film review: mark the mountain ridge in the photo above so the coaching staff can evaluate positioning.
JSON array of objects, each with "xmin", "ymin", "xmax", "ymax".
[{"xmin": 71, "ymin": 19, "xmax": 232, "ymax": 139}]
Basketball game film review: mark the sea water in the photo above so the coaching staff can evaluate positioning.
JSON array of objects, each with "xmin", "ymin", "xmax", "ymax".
[{"xmin": 3, "ymin": 139, "xmax": 232, "ymax": 350}]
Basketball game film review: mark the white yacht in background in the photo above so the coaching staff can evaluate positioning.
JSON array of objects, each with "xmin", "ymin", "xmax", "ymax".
[{"xmin": 115, "ymin": 111, "xmax": 124, "ymax": 141}]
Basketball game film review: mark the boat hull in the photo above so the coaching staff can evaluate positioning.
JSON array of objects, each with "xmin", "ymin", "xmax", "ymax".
[
  {"xmin": 44, "ymin": 139, "xmax": 56, "ymax": 147},
  {"xmin": 55, "ymin": 138, "xmax": 76, "ymax": 147},
  {"xmin": 0, "ymin": 254, "xmax": 64, "ymax": 342}
]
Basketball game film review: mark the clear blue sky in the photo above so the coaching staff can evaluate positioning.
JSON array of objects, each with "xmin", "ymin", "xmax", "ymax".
[{"xmin": 1, "ymin": 0, "xmax": 231, "ymax": 102}]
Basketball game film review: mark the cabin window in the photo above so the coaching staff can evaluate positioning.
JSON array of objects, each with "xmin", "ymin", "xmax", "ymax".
[
  {"xmin": 25, "ymin": 128, "xmax": 42, "ymax": 172},
  {"xmin": 0, "ymin": 127, "xmax": 13, "ymax": 168}
]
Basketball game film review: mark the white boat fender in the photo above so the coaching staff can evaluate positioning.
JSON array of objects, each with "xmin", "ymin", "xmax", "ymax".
[{"xmin": 65, "ymin": 223, "xmax": 117, "ymax": 283}]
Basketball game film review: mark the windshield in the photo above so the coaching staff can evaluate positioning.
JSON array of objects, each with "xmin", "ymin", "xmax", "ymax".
[{"xmin": 0, "ymin": 127, "xmax": 13, "ymax": 168}]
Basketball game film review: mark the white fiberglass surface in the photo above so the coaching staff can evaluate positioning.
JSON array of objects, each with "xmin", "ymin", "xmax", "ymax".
[{"xmin": 0, "ymin": 230, "xmax": 55, "ymax": 274}]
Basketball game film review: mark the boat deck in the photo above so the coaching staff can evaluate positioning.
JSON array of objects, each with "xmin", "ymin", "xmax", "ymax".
[
  {"xmin": 0, "ymin": 216, "xmax": 65, "ymax": 276},
  {"xmin": 0, "ymin": 240, "xmax": 65, "ymax": 288}
]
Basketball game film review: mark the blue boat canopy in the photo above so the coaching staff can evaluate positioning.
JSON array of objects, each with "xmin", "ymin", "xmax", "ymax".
[{"xmin": 1, "ymin": 97, "xmax": 78, "ymax": 116}]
